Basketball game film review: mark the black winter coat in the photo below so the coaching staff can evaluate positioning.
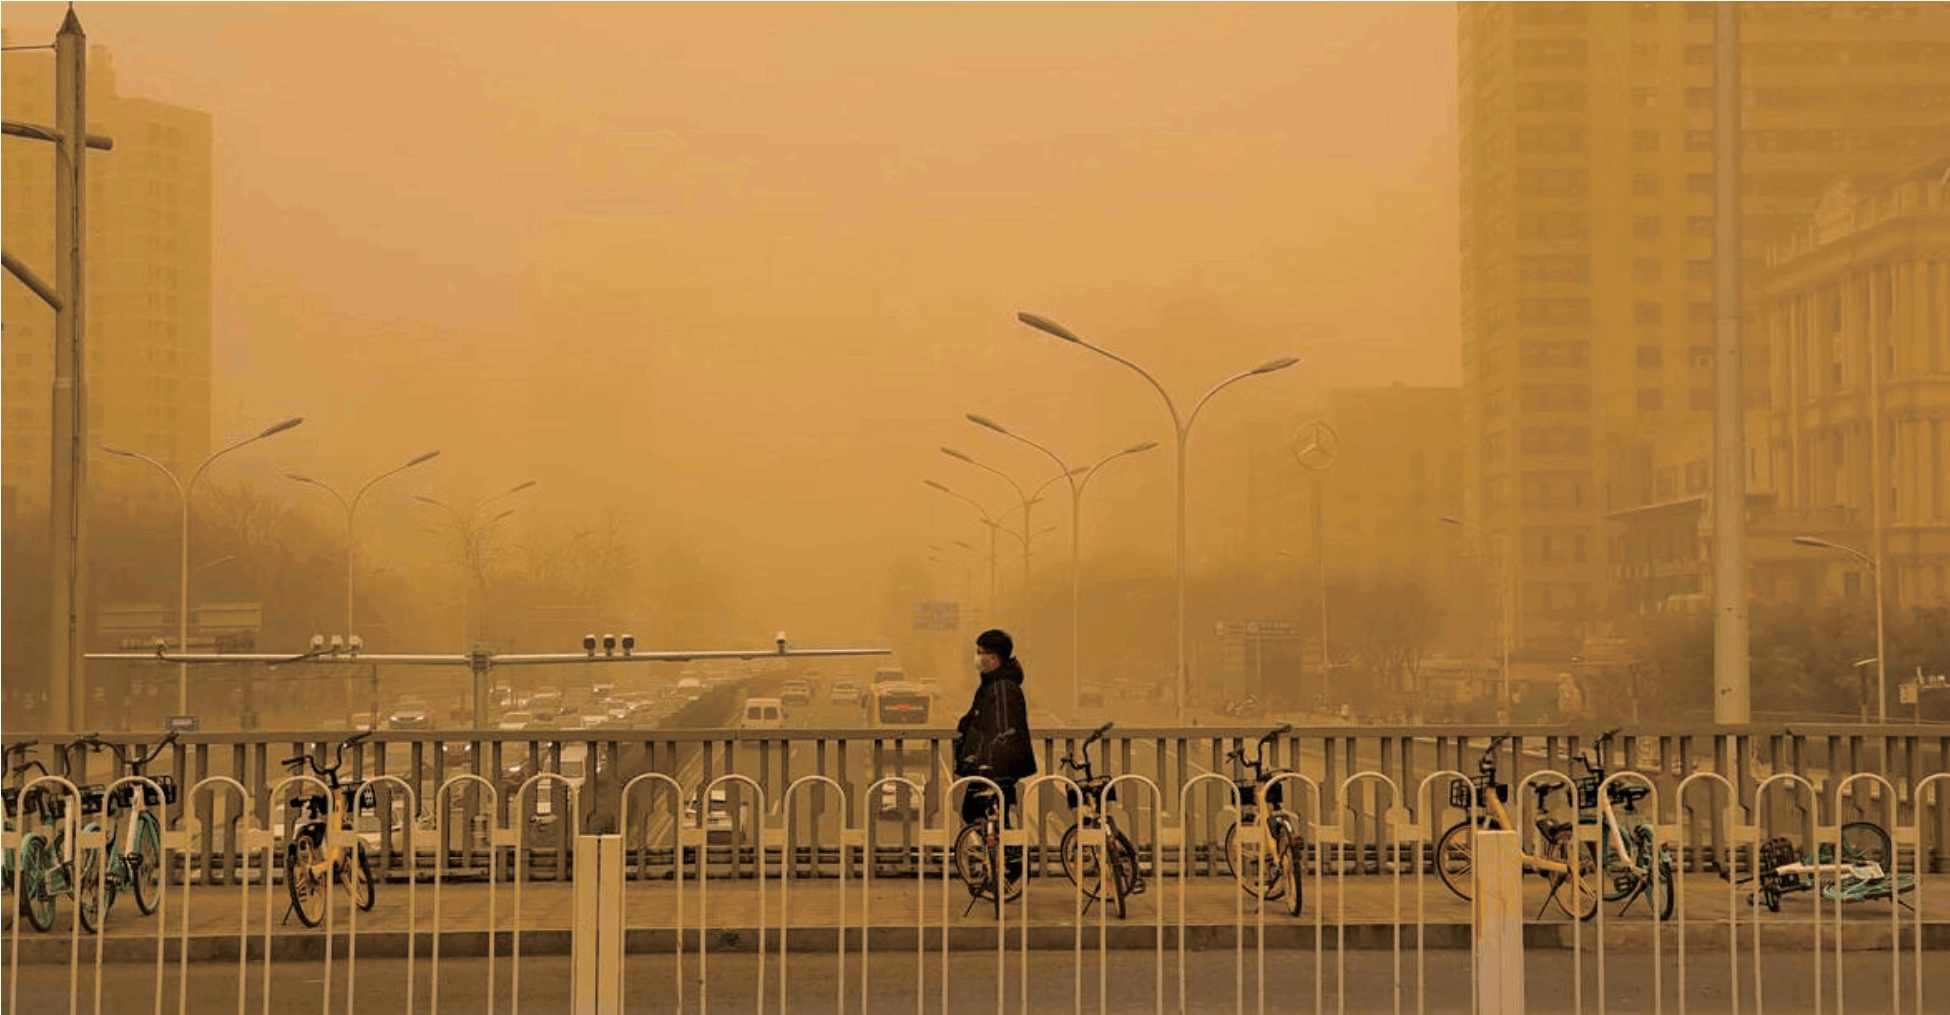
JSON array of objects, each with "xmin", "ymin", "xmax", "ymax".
[{"xmin": 954, "ymin": 659, "xmax": 1037, "ymax": 782}]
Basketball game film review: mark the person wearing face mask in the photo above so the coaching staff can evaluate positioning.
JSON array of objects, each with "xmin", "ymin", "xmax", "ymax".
[{"xmin": 953, "ymin": 629, "xmax": 1037, "ymax": 851}]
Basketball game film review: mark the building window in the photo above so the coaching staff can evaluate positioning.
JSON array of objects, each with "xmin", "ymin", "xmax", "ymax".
[
  {"xmin": 1519, "ymin": 299, "xmax": 1591, "ymax": 326},
  {"xmin": 1633, "ymin": 86, "xmax": 1659, "ymax": 107},
  {"xmin": 1522, "ymin": 426, "xmax": 1591, "ymax": 455},
  {"xmin": 1634, "ymin": 217, "xmax": 1662, "ymax": 240},
  {"xmin": 1633, "ymin": 130, "xmax": 1660, "ymax": 152},
  {"xmin": 1691, "ymin": 345, "xmax": 1713, "ymax": 369},
  {"xmin": 1638, "ymin": 388, "xmax": 1665, "ymax": 411},
  {"xmin": 1687, "ymin": 217, "xmax": 1713, "ymax": 236},
  {"xmin": 1689, "ymin": 301, "xmax": 1715, "ymax": 323},
  {"xmin": 1633, "ymin": 258, "xmax": 1662, "ymax": 282},
  {"xmin": 1517, "ymin": 256, "xmax": 1590, "ymax": 284},
  {"xmin": 1519, "ymin": 212, "xmax": 1589, "ymax": 240},
  {"xmin": 1632, "ymin": 173, "xmax": 1660, "ymax": 196},
  {"xmin": 1686, "ymin": 131, "xmax": 1714, "ymax": 152},
  {"xmin": 1521, "ymin": 473, "xmax": 1591, "ymax": 511},
  {"xmin": 1520, "ymin": 341, "xmax": 1591, "ymax": 369},
  {"xmin": 1631, "ymin": 43, "xmax": 1659, "ymax": 66},
  {"xmin": 1690, "ymin": 388, "xmax": 1714, "ymax": 411},
  {"xmin": 1517, "ymin": 125, "xmax": 1587, "ymax": 154},
  {"xmin": 1637, "ymin": 344, "xmax": 1664, "ymax": 368},
  {"xmin": 1521, "ymin": 384, "xmax": 1593, "ymax": 412},
  {"xmin": 1686, "ymin": 87, "xmax": 1714, "ymax": 110},
  {"xmin": 1632, "ymin": 2, "xmax": 1660, "ymax": 22},
  {"xmin": 1517, "ymin": 169, "xmax": 1590, "ymax": 198},
  {"xmin": 1687, "ymin": 173, "xmax": 1714, "ymax": 195},
  {"xmin": 1687, "ymin": 259, "xmax": 1713, "ymax": 282},
  {"xmin": 1635, "ymin": 302, "xmax": 1664, "ymax": 325},
  {"xmin": 1686, "ymin": 43, "xmax": 1713, "ymax": 65}
]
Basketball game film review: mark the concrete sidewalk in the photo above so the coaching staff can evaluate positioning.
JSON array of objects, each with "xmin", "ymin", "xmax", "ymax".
[{"xmin": 8, "ymin": 872, "xmax": 1942, "ymax": 963}]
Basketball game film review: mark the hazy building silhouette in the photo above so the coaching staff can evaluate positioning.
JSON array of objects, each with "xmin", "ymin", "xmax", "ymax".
[
  {"xmin": 2, "ymin": 38, "xmax": 213, "ymax": 510},
  {"xmin": 1457, "ymin": 1, "xmax": 1950, "ymax": 656}
]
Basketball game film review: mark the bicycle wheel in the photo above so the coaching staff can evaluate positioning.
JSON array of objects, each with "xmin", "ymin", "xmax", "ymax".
[
  {"xmin": 131, "ymin": 814, "xmax": 163, "ymax": 916},
  {"xmin": 952, "ymin": 823, "xmax": 993, "ymax": 898},
  {"xmin": 1111, "ymin": 829, "xmax": 1142, "ymax": 898},
  {"xmin": 1595, "ymin": 821, "xmax": 1634, "ymax": 903},
  {"xmin": 1433, "ymin": 822, "xmax": 1475, "ymax": 902},
  {"xmin": 75, "ymin": 832, "xmax": 112, "ymax": 934},
  {"xmin": 15, "ymin": 833, "xmax": 57, "ymax": 933},
  {"xmin": 1107, "ymin": 842, "xmax": 1129, "ymax": 920},
  {"xmin": 1544, "ymin": 830, "xmax": 1599, "ymax": 921},
  {"xmin": 1831, "ymin": 821, "xmax": 1892, "ymax": 869},
  {"xmin": 1061, "ymin": 825, "xmax": 1110, "ymax": 901},
  {"xmin": 1281, "ymin": 839, "xmax": 1305, "ymax": 918},
  {"xmin": 1633, "ymin": 825, "xmax": 1674, "ymax": 921},
  {"xmin": 286, "ymin": 833, "xmax": 327, "ymax": 928},
  {"xmin": 342, "ymin": 842, "xmax": 376, "ymax": 912},
  {"xmin": 1223, "ymin": 820, "xmax": 1284, "ymax": 900}
]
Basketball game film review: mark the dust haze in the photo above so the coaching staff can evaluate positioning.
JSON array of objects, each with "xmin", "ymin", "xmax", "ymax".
[{"xmin": 2, "ymin": 3, "xmax": 1456, "ymax": 658}]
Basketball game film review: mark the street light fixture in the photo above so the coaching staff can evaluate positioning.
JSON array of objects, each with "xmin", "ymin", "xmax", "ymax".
[
  {"xmin": 924, "ymin": 479, "xmax": 1002, "ymax": 608},
  {"xmin": 1018, "ymin": 311, "xmax": 1300, "ymax": 723},
  {"xmin": 967, "ymin": 411, "xmax": 1157, "ymax": 719},
  {"xmin": 416, "ymin": 480, "xmax": 536, "ymax": 649},
  {"xmin": 99, "ymin": 414, "xmax": 305, "ymax": 716},
  {"xmin": 1792, "ymin": 535, "xmax": 1886, "ymax": 725},
  {"xmin": 287, "ymin": 449, "xmax": 441, "ymax": 642},
  {"xmin": 941, "ymin": 446, "xmax": 1042, "ymax": 620},
  {"xmin": 1441, "ymin": 515, "xmax": 1513, "ymax": 721}
]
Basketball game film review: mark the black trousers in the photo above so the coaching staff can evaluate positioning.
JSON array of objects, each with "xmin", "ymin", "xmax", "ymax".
[{"xmin": 960, "ymin": 779, "xmax": 1018, "ymax": 827}]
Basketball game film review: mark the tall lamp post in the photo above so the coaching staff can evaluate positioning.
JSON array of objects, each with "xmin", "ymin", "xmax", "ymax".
[
  {"xmin": 1792, "ymin": 535, "xmax": 1886, "ymax": 725},
  {"xmin": 1441, "ymin": 515, "xmax": 1512, "ymax": 721},
  {"xmin": 287, "ymin": 450, "xmax": 441, "ymax": 641},
  {"xmin": 1017, "ymin": 311, "xmax": 1299, "ymax": 724},
  {"xmin": 941, "ymin": 447, "xmax": 1043, "ymax": 616},
  {"xmin": 924, "ymin": 479, "xmax": 1002, "ymax": 609},
  {"xmin": 417, "ymin": 480, "xmax": 536, "ymax": 648},
  {"xmin": 100, "ymin": 416, "xmax": 305, "ymax": 716},
  {"xmin": 968, "ymin": 412, "xmax": 1156, "ymax": 719}
]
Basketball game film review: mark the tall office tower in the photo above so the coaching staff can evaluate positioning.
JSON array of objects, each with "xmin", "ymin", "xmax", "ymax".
[
  {"xmin": 1458, "ymin": 1, "xmax": 1950, "ymax": 658},
  {"xmin": 2, "ymin": 40, "xmax": 213, "ymax": 511}
]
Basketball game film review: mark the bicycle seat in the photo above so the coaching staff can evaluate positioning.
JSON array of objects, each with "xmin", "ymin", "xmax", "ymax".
[{"xmin": 1608, "ymin": 784, "xmax": 1651, "ymax": 806}]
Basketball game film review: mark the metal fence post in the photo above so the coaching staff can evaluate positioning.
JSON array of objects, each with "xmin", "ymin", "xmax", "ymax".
[
  {"xmin": 1474, "ymin": 829, "xmax": 1524, "ymax": 1015},
  {"xmin": 572, "ymin": 834, "xmax": 624, "ymax": 1013}
]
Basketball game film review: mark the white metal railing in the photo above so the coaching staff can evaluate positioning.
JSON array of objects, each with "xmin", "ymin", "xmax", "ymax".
[{"xmin": 1, "ymin": 732, "xmax": 1943, "ymax": 1013}]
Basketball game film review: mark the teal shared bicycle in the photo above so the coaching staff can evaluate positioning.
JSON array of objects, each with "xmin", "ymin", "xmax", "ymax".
[
  {"xmin": 62, "ymin": 732, "xmax": 177, "ymax": 933},
  {"xmin": 3, "ymin": 741, "xmax": 62, "ymax": 933}
]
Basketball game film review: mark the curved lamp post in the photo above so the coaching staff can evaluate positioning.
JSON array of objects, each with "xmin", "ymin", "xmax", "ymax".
[
  {"xmin": 1793, "ymin": 535, "xmax": 1886, "ymax": 725},
  {"xmin": 1018, "ymin": 311, "xmax": 1298, "ymax": 723},
  {"xmin": 100, "ymin": 415, "xmax": 304, "ymax": 715},
  {"xmin": 969, "ymin": 412, "xmax": 1157, "ymax": 718},
  {"xmin": 924, "ymin": 479, "xmax": 1002, "ymax": 609},
  {"xmin": 1441, "ymin": 515, "xmax": 1512, "ymax": 721},
  {"xmin": 287, "ymin": 450, "xmax": 440, "ymax": 641},
  {"xmin": 942, "ymin": 447, "xmax": 1040, "ymax": 619},
  {"xmin": 417, "ymin": 480, "xmax": 536, "ymax": 648}
]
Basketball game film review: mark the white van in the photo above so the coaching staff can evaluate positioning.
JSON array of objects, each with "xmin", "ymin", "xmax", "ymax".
[{"xmin": 742, "ymin": 697, "xmax": 784, "ymax": 730}]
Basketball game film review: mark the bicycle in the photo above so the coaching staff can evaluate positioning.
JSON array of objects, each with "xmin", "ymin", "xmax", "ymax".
[
  {"xmin": 1568, "ymin": 729, "xmax": 1673, "ymax": 921},
  {"xmin": 1432, "ymin": 735, "xmax": 1600, "ymax": 921},
  {"xmin": 952, "ymin": 766, "xmax": 1024, "ymax": 919},
  {"xmin": 64, "ymin": 732, "xmax": 179, "ymax": 932},
  {"xmin": 280, "ymin": 731, "xmax": 379, "ymax": 928},
  {"xmin": 1218, "ymin": 723, "xmax": 1306, "ymax": 917},
  {"xmin": 1724, "ymin": 820, "xmax": 1916, "ymax": 912},
  {"xmin": 2, "ymin": 741, "xmax": 61, "ymax": 933},
  {"xmin": 1056, "ymin": 722, "xmax": 1142, "ymax": 919}
]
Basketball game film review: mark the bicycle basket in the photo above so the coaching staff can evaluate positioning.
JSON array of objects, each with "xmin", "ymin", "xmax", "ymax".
[
  {"xmin": 1234, "ymin": 780, "xmax": 1258, "ymax": 808},
  {"xmin": 1758, "ymin": 836, "xmax": 1799, "ymax": 876},
  {"xmin": 289, "ymin": 793, "xmax": 328, "ymax": 817},
  {"xmin": 341, "ymin": 783, "xmax": 377, "ymax": 814},
  {"xmin": 24, "ymin": 788, "xmax": 63, "ymax": 821},
  {"xmin": 1263, "ymin": 779, "xmax": 1283, "ymax": 810},
  {"xmin": 1573, "ymin": 775, "xmax": 1602, "ymax": 810},
  {"xmin": 1, "ymin": 787, "xmax": 16, "ymax": 811},
  {"xmin": 78, "ymin": 785, "xmax": 106, "ymax": 815},
  {"xmin": 148, "ymin": 775, "xmax": 178, "ymax": 806},
  {"xmin": 1448, "ymin": 773, "xmax": 1506, "ymax": 810}
]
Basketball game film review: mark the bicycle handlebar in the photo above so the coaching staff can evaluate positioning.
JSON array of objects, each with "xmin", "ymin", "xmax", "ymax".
[
  {"xmin": 281, "ymin": 731, "xmax": 373, "ymax": 781},
  {"xmin": 2, "ymin": 741, "xmax": 38, "ymax": 758},
  {"xmin": 75, "ymin": 731, "xmax": 178, "ymax": 771}
]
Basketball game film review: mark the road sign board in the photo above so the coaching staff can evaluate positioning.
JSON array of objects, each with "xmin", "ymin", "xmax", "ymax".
[
  {"xmin": 165, "ymin": 715, "xmax": 200, "ymax": 734},
  {"xmin": 911, "ymin": 600, "xmax": 960, "ymax": 632}
]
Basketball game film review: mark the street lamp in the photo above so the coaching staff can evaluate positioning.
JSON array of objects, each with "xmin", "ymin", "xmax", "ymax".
[
  {"xmin": 1018, "ymin": 311, "xmax": 1299, "ymax": 723},
  {"xmin": 287, "ymin": 449, "xmax": 441, "ymax": 641},
  {"xmin": 941, "ymin": 446, "xmax": 1043, "ymax": 618},
  {"xmin": 1792, "ymin": 535, "xmax": 1886, "ymax": 725},
  {"xmin": 100, "ymin": 415, "xmax": 305, "ymax": 716},
  {"xmin": 968, "ymin": 411, "xmax": 1156, "ymax": 719},
  {"xmin": 417, "ymin": 481, "xmax": 536, "ymax": 648},
  {"xmin": 924, "ymin": 479, "xmax": 1002, "ymax": 609},
  {"xmin": 1441, "ymin": 515, "xmax": 1512, "ymax": 721}
]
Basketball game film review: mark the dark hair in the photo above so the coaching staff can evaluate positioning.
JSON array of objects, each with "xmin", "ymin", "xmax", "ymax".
[{"xmin": 975, "ymin": 628, "xmax": 1014, "ymax": 660}]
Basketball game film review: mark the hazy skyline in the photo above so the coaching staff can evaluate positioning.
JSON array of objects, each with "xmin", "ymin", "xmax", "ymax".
[{"xmin": 3, "ymin": 2, "xmax": 1459, "ymax": 644}]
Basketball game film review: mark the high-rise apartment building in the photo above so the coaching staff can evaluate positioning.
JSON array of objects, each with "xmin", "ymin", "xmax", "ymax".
[
  {"xmin": 2, "ymin": 39, "xmax": 213, "ymax": 510},
  {"xmin": 1458, "ymin": 1, "xmax": 1950, "ymax": 656}
]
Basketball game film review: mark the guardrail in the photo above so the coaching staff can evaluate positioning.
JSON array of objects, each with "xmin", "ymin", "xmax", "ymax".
[{"xmin": 2, "ymin": 731, "xmax": 1944, "ymax": 1015}]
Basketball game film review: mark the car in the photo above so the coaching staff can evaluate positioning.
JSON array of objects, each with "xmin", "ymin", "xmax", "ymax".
[
  {"xmin": 742, "ymin": 697, "xmax": 784, "ymax": 730},
  {"xmin": 829, "ymin": 681, "xmax": 861, "ymax": 705},
  {"xmin": 781, "ymin": 679, "xmax": 813, "ymax": 707},
  {"xmin": 496, "ymin": 710, "xmax": 536, "ymax": 731},
  {"xmin": 682, "ymin": 788, "xmax": 735, "ymax": 844},
  {"xmin": 386, "ymin": 708, "xmax": 433, "ymax": 730},
  {"xmin": 535, "ymin": 743, "xmax": 589, "ymax": 827}
]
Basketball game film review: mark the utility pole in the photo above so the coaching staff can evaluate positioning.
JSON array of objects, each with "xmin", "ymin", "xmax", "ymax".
[{"xmin": 1711, "ymin": 0, "xmax": 1751, "ymax": 724}]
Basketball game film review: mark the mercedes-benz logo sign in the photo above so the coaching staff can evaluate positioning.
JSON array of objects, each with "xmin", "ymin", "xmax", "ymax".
[{"xmin": 1290, "ymin": 419, "xmax": 1339, "ymax": 472}]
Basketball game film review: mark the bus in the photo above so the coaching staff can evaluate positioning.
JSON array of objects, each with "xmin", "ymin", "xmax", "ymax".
[{"xmin": 875, "ymin": 684, "xmax": 933, "ymax": 726}]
